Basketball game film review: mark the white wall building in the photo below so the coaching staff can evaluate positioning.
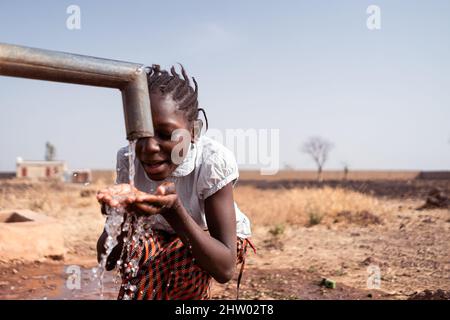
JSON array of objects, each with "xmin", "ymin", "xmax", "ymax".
[{"xmin": 16, "ymin": 157, "xmax": 67, "ymax": 181}]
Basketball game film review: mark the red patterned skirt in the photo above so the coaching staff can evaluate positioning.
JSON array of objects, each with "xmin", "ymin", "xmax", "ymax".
[{"xmin": 117, "ymin": 230, "xmax": 255, "ymax": 300}]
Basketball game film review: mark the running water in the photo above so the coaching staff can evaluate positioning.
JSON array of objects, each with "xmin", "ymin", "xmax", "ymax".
[
  {"xmin": 98, "ymin": 139, "xmax": 158, "ymax": 300},
  {"xmin": 98, "ymin": 140, "xmax": 137, "ymax": 298},
  {"xmin": 127, "ymin": 140, "xmax": 137, "ymax": 189}
]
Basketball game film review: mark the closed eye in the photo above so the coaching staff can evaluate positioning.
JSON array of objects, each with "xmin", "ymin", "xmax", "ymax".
[{"xmin": 155, "ymin": 130, "xmax": 172, "ymax": 141}]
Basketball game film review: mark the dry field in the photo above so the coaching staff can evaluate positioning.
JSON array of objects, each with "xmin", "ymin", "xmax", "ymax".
[{"xmin": 0, "ymin": 177, "xmax": 449, "ymax": 300}]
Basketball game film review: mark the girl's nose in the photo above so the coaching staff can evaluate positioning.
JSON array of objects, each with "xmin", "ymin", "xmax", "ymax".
[{"xmin": 141, "ymin": 136, "xmax": 160, "ymax": 153}]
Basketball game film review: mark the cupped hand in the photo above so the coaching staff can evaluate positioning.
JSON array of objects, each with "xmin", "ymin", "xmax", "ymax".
[
  {"xmin": 96, "ymin": 183, "xmax": 140, "ymax": 208},
  {"xmin": 131, "ymin": 182, "xmax": 180, "ymax": 216}
]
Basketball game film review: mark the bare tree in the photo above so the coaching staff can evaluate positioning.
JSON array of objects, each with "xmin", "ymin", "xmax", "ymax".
[
  {"xmin": 341, "ymin": 161, "xmax": 349, "ymax": 181},
  {"xmin": 301, "ymin": 137, "xmax": 334, "ymax": 182},
  {"xmin": 45, "ymin": 142, "xmax": 56, "ymax": 161}
]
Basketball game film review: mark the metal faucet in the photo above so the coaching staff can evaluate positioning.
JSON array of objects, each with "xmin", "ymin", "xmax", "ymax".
[{"xmin": 0, "ymin": 43, "xmax": 153, "ymax": 140}]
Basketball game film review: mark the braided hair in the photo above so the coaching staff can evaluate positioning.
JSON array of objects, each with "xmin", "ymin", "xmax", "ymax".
[{"xmin": 145, "ymin": 64, "xmax": 208, "ymax": 133}]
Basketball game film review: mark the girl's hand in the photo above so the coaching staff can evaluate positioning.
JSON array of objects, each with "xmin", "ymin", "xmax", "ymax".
[
  {"xmin": 96, "ymin": 183, "xmax": 139, "ymax": 208},
  {"xmin": 131, "ymin": 182, "xmax": 180, "ymax": 216}
]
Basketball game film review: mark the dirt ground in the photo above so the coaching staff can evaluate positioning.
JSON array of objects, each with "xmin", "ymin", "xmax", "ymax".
[{"xmin": 0, "ymin": 179, "xmax": 449, "ymax": 300}]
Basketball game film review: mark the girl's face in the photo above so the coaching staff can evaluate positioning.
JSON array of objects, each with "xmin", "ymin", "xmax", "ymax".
[{"xmin": 135, "ymin": 92, "xmax": 193, "ymax": 181}]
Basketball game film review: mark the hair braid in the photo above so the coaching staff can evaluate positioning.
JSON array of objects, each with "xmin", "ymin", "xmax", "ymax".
[{"xmin": 146, "ymin": 64, "xmax": 208, "ymax": 131}]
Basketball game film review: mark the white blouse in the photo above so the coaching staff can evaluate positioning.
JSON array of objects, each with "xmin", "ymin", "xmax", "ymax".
[{"xmin": 115, "ymin": 135, "xmax": 252, "ymax": 239}]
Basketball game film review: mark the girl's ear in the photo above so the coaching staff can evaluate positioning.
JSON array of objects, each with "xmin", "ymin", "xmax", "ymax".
[
  {"xmin": 189, "ymin": 125, "xmax": 195, "ymax": 143},
  {"xmin": 191, "ymin": 120, "xmax": 203, "ymax": 143}
]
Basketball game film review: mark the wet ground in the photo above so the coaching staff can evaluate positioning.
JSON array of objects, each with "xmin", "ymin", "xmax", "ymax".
[
  {"xmin": 0, "ymin": 260, "xmax": 390, "ymax": 300},
  {"xmin": 0, "ymin": 260, "xmax": 119, "ymax": 300}
]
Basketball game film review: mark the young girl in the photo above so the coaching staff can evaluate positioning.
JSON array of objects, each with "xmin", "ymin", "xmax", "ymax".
[{"xmin": 96, "ymin": 64, "xmax": 254, "ymax": 300}]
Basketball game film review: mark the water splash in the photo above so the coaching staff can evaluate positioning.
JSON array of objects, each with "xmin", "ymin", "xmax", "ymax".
[
  {"xmin": 127, "ymin": 140, "xmax": 136, "ymax": 189},
  {"xmin": 99, "ymin": 204, "xmax": 125, "ymax": 297},
  {"xmin": 98, "ymin": 139, "xmax": 176, "ymax": 300},
  {"xmin": 98, "ymin": 140, "xmax": 137, "ymax": 299}
]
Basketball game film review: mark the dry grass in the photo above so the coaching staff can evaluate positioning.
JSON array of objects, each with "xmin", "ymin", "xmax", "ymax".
[
  {"xmin": 0, "ymin": 180, "xmax": 397, "ymax": 257},
  {"xmin": 234, "ymin": 185, "xmax": 393, "ymax": 227}
]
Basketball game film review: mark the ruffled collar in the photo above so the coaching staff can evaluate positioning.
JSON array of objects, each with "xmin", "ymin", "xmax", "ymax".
[{"xmin": 169, "ymin": 141, "xmax": 197, "ymax": 177}]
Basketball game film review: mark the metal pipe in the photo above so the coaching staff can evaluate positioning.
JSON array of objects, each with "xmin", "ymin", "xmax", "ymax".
[{"xmin": 0, "ymin": 43, "xmax": 153, "ymax": 140}]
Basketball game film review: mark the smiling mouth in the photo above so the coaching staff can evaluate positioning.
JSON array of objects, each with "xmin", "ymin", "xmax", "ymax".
[
  {"xmin": 143, "ymin": 160, "xmax": 167, "ymax": 167},
  {"xmin": 141, "ymin": 160, "xmax": 169, "ymax": 174}
]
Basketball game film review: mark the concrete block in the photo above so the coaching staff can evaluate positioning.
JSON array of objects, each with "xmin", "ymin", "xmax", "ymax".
[{"xmin": 0, "ymin": 210, "xmax": 65, "ymax": 261}]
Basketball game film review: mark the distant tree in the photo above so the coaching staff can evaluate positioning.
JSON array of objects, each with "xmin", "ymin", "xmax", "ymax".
[
  {"xmin": 45, "ymin": 142, "xmax": 56, "ymax": 161},
  {"xmin": 301, "ymin": 137, "xmax": 334, "ymax": 182},
  {"xmin": 342, "ymin": 162, "xmax": 349, "ymax": 181}
]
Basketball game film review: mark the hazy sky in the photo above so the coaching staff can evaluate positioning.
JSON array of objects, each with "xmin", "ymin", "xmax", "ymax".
[{"xmin": 1, "ymin": 0, "xmax": 449, "ymax": 172}]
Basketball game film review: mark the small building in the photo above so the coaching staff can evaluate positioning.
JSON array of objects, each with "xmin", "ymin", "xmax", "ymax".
[
  {"xmin": 71, "ymin": 169, "xmax": 92, "ymax": 184},
  {"xmin": 16, "ymin": 157, "xmax": 67, "ymax": 181}
]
